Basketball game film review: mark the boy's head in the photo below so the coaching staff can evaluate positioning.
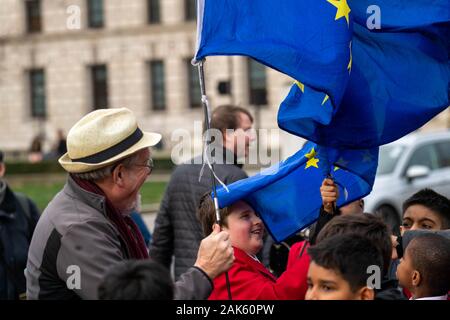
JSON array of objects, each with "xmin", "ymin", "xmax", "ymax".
[
  {"xmin": 396, "ymin": 233, "xmax": 450, "ymax": 299},
  {"xmin": 316, "ymin": 213, "xmax": 391, "ymax": 276},
  {"xmin": 340, "ymin": 199, "xmax": 364, "ymax": 215},
  {"xmin": 98, "ymin": 259, "xmax": 173, "ymax": 300},
  {"xmin": 306, "ymin": 234, "xmax": 383, "ymax": 300},
  {"xmin": 198, "ymin": 193, "xmax": 264, "ymax": 256},
  {"xmin": 401, "ymin": 189, "xmax": 450, "ymax": 234}
]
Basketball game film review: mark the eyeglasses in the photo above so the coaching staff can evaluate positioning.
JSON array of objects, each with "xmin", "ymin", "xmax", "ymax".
[{"xmin": 133, "ymin": 158, "xmax": 154, "ymax": 173}]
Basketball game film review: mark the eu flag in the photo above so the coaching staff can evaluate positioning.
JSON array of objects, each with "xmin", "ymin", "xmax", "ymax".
[
  {"xmin": 196, "ymin": 0, "xmax": 449, "ymax": 241},
  {"xmin": 195, "ymin": 0, "xmax": 352, "ymax": 115},
  {"xmin": 280, "ymin": 0, "xmax": 449, "ymax": 148},
  {"xmin": 215, "ymin": 143, "xmax": 379, "ymax": 242}
]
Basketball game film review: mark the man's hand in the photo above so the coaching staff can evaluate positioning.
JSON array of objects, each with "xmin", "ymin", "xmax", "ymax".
[
  {"xmin": 194, "ymin": 224, "xmax": 234, "ymax": 280},
  {"xmin": 320, "ymin": 178, "xmax": 339, "ymax": 214}
]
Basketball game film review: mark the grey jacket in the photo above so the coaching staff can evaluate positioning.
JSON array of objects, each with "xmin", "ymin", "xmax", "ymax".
[
  {"xmin": 149, "ymin": 148, "xmax": 247, "ymax": 279},
  {"xmin": 26, "ymin": 176, "xmax": 212, "ymax": 300}
]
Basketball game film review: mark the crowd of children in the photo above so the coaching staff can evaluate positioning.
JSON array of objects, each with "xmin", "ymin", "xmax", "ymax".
[{"xmin": 99, "ymin": 182, "xmax": 450, "ymax": 300}]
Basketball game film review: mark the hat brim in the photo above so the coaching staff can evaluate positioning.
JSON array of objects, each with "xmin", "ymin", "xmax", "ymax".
[{"xmin": 58, "ymin": 131, "xmax": 162, "ymax": 173}]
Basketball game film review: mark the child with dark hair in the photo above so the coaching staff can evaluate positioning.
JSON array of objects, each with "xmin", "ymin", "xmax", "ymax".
[
  {"xmin": 396, "ymin": 233, "xmax": 450, "ymax": 300},
  {"xmin": 390, "ymin": 189, "xmax": 450, "ymax": 296},
  {"xmin": 401, "ymin": 188, "xmax": 450, "ymax": 233},
  {"xmin": 306, "ymin": 234, "xmax": 383, "ymax": 300},
  {"xmin": 287, "ymin": 213, "xmax": 405, "ymax": 300},
  {"xmin": 98, "ymin": 259, "xmax": 173, "ymax": 300},
  {"xmin": 315, "ymin": 213, "xmax": 392, "ymax": 276}
]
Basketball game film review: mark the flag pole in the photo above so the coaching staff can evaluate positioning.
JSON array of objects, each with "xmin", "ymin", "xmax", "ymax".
[{"xmin": 196, "ymin": 59, "xmax": 233, "ymax": 300}]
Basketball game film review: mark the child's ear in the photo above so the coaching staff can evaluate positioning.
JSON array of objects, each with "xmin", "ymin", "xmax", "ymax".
[
  {"xmin": 412, "ymin": 270, "xmax": 421, "ymax": 287},
  {"xmin": 399, "ymin": 225, "xmax": 405, "ymax": 236},
  {"xmin": 358, "ymin": 287, "xmax": 375, "ymax": 300}
]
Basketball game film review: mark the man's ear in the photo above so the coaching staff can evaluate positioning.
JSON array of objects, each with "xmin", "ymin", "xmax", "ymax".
[
  {"xmin": 111, "ymin": 164, "xmax": 126, "ymax": 187},
  {"xmin": 412, "ymin": 270, "xmax": 421, "ymax": 287},
  {"xmin": 358, "ymin": 286, "xmax": 375, "ymax": 300},
  {"xmin": 0, "ymin": 163, "xmax": 5, "ymax": 178}
]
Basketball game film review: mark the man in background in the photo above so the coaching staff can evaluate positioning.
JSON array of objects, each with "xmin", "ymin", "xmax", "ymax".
[{"xmin": 0, "ymin": 150, "xmax": 40, "ymax": 299}]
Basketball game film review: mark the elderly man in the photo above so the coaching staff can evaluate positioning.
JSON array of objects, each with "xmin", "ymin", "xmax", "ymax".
[{"xmin": 26, "ymin": 108, "xmax": 234, "ymax": 300}]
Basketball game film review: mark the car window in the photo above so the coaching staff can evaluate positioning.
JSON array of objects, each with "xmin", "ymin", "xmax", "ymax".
[
  {"xmin": 406, "ymin": 144, "xmax": 439, "ymax": 171},
  {"xmin": 435, "ymin": 141, "xmax": 450, "ymax": 169},
  {"xmin": 378, "ymin": 145, "xmax": 405, "ymax": 175}
]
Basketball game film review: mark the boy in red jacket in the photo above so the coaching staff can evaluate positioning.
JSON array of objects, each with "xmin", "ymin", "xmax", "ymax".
[{"xmin": 197, "ymin": 194, "xmax": 309, "ymax": 300}]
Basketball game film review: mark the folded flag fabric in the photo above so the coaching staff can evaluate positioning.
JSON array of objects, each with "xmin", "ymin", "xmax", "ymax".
[
  {"xmin": 279, "ymin": 0, "xmax": 449, "ymax": 148},
  {"xmin": 195, "ymin": 0, "xmax": 352, "ymax": 118},
  {"xmin": 215, "ymin": 142, "xmax": 379, "ymax": 242},
  {"xmin": 196, "ymin": 0, "xmax": 449, "ymax": 241}
]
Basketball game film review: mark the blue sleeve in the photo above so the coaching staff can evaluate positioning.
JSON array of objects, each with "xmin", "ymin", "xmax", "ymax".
[{"xmin": 130, "ymin": 211, "xmax": 152, "ymax": 247}]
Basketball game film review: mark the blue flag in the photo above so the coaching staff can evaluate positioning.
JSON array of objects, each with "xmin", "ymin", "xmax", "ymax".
[
  {"xmin": 196, "ymin": 0, "xmax": 449, "ymax": 241},
  {"xmin": 279, "ymin": 0, "xmax": 449, "ymax": 148},
  {"xmin": 215, "ymin": 142, "xmax": 379, "ymax": 242},
  {"xmin": 195, "ymin": 0, "xmax": 352, "ymax": 115}
]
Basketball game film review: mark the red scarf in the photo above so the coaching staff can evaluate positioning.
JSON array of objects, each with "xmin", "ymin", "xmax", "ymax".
[{"xmin": 71, "ymin": 175, "xmax": 149, "ymax": 259}]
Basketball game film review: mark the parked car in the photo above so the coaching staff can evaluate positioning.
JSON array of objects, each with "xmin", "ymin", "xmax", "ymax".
[{"xmin": 364, "ymin": 130, "xmax": 450, "ymax": 235}]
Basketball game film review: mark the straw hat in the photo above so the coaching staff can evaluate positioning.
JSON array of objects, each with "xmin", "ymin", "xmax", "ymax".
[{"xmin": 59, "ymin": 108, "xmax": 161, "ymax": 173}]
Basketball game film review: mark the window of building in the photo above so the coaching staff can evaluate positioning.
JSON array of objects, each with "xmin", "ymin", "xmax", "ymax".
[
  {"xmin": 185, "ymin": 0, "xmax": 196, "ymax": 21},
  {"xmin": 29, "ymin": 69, "xmax": 46, "ymax": 118},
  {"xmin": 87, "ymin": 0, "xmax": 104, "ymax": 28},
  {"xmin": 248, "ymin": 59, "xmax": 267, "ymax": 105},
  {"xmin": 150, "ymin": 60, "xmax": 166, "ymax": 111},
  {"xmin": 187, "ymin": 59, "xmax": 201, "ymax": 109},
  {"xmin": 148, "ymin": 0, "xmax": 161, "ymax": 24},
  {"xmin": 26, "ymin": 0, "xmax": 42, "ymax": 33},
  {"xmin": 91, "ymin": 65, "xmax": 108, "ymax": 109}
]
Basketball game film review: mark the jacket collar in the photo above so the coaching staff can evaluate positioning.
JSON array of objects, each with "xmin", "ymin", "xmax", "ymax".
[
  {"xmin": 233, "ymin": 247, "xmax": 276, "ymax": 282},
  {"xmin": 64, "ymin": 175, "xmax": 107, "ymax": 215}
]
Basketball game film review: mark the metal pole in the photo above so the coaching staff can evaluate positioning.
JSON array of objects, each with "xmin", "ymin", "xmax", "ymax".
[{"xmin": 197, "ymin": 59, "xmax": 233, "ymax": 300}]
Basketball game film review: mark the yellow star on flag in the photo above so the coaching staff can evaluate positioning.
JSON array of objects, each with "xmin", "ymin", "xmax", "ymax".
[
  {"xmin": 322, "ymin": 94, "xmax": 329, "ymax": 106},
  {"xmin": 305, "ymin": 148, "xmax": 319, "ymax": 169},
  {"xmin": 327, "ymin": 0, "xmax": 351, "ymax": 26},
  {"xmin": 294, "ymin": 80, "xmax": 305, "ymax": 93}
]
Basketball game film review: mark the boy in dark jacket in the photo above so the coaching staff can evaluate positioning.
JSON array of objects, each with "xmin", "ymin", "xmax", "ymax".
[{"xmin": 396, "ymin": 233, "xmax": 450, "ymax": 300}]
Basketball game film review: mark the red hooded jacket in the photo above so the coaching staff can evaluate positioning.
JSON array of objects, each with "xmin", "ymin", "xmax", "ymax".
[{"xmin": 208, "ymin": 245, "xmax": 310, "ymax": 300}]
